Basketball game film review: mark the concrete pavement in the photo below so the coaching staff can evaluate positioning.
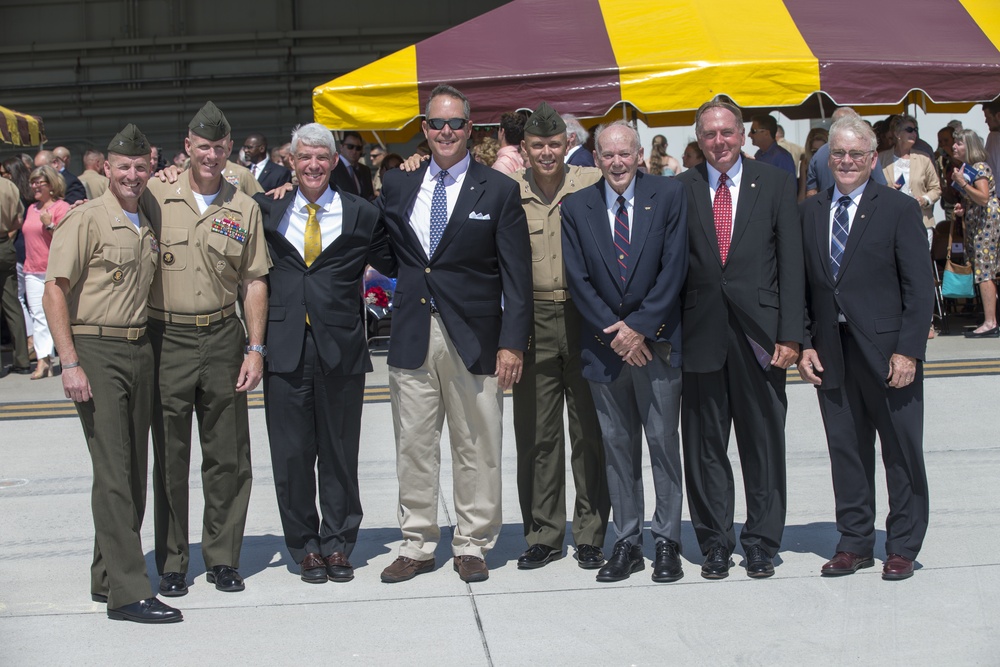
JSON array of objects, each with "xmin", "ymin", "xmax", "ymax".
[{"xmin": 1, "ymin": 329, "xmax": 998, "ymax": 665}]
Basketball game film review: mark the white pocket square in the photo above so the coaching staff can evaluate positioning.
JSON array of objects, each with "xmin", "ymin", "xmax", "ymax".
[{"xmin": 469, "ymin": 212, "xmax": 491, "ymax": 220}]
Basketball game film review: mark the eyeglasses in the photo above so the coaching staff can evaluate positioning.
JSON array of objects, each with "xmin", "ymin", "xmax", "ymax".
[
  {"xmin": 340, "ymin": 143, "xmax": 363, "ymax": 151},
  {"xmin": 426, "ymin": 118, "xmax": 470, "ymax": 131},
  {"xmin": 830, "ymin": 149, "xmax": 873, "ymax": 162},
  {"xmin": 901, "ymin": 126, "xmax": 918, "ymax": 134},
  {"xmin": 749, "ymin": 129, "xmax": 768, "ymax": 135}
]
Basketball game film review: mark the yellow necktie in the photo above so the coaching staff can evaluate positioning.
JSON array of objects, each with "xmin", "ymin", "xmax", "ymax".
[{"xmin": 304, "ymin": 202, "xmax": 321, "ymax": 324}]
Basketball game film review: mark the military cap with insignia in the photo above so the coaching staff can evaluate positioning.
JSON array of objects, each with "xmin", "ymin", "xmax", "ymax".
[
  {"xmin": 108, "ymin": 123, "xmax": 151, "ymax": 156},
  {"xmin": 524, "ymin": 102, "xmax": 567, "ymax": 137},
  {"xmin": 188, "ymin": 101, "xmax": 231, "ymax": 141}
]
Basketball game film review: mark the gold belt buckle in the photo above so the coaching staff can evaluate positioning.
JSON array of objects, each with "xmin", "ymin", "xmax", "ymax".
[{"xmin": 195, "ymin": 314, "xmax": 212, "ymax": 327}]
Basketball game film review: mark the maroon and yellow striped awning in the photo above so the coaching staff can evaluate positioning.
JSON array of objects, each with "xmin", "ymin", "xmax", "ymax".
[
  {"xmin": 0, "ymin": 105, "xmax": 46, "ymax": 147},
  {"xmin": 314, "ymin": 0, "xmax": 1000, "ymax": 141}
]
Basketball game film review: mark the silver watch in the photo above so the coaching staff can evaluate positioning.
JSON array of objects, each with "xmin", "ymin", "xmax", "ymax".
[{"xmin": 246, "ymin": 344, "xmax": 267, "ymax": 357}]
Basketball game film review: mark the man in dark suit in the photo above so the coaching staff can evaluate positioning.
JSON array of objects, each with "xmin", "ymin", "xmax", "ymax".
[
  {"xmin": 798, "ymin": 115, "xmax": 933, "ymax": 581},
  {"xmin": 561, "ymin": 121, "xmax": 689, "ymax": 583},
  {"xmin": 254, "ymin": 123, "xmax": 393, "ymax": 584},
  {"xmin": 377, "ymin": 84, "xmax": 531, "ymax": 585},
  {"xmin": 676, "ymin": 97, "xmax": 804, "ymax": 580},
  {"xmin": 332, "ymin": 131, "xmax": 375, "ymax": 201},
  {"xmin": 563, "ymin": 115, "xmax": 596, "ymax": 168},
  {"xmin": 243, "ymin": 133, "xmax": 292, "ymax": 193}
]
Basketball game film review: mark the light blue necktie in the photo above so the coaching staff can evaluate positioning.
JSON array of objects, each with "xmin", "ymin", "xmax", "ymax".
[{"xmin": 830, "ymin": 195, "xmax": 851, "ymax": 278}]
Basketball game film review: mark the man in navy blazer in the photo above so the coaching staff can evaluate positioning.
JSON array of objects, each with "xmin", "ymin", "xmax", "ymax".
[
  {"xmin": 377, "ymin": 85, "xmax": 532, "ymax": 585},
  {"xmin": 798, "ymin": 115, "xmax": 933, "ymax": 581},
  {"xmin": 254, "ymin": 123, "xmax": 393, "ymax": 585},
  {"xmin": 561, "ymin": 121, "xmax": 689, "ymax": 583},
  {"xmin": 675, "ymin": 97, "xmax": 804, "ymax": 580}
]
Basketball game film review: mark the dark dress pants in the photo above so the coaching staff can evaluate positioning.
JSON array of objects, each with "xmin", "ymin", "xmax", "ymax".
[
  {"xmin": 817, "ymin": 329, "xmax": 928, "ymax": 560},
  {"xmin": 264, "ymin": 327, "xmax": 365, "ymax": 563},
  {"xmin": 682, "ymin": 316, "xmax": 788, "ymax": 557}
]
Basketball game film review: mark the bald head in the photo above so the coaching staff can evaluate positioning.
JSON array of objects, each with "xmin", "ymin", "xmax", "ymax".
[{"xmin": 831, "ymin": 107, "xmax": 859, "ymax": 122}]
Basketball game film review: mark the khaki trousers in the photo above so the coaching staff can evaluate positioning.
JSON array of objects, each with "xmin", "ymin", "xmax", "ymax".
[{"xmin": 389, "ymin": 314, "xmax": 503, "ymax": 560}]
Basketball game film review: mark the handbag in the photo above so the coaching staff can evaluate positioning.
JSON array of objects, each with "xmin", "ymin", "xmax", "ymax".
[{"xmin": 941, "ymin": 217, "xmax": 975, "ymax": 299}]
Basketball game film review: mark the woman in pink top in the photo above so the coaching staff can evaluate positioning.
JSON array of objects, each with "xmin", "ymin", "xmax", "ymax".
[{"xmin": 22, "ymin": 165, "xmax": 70, "ymax": 379}]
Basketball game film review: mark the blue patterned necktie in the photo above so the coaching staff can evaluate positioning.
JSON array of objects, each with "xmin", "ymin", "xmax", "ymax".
[
  {"xmin": 429, "ymin": 170, "xmax": 449, "ymax": 256},
  {"xmin": 614, "ymin": 195, "xmax": 629, "ymax": 283},
  {"xmin": 830, "ymin": 195, "xmax": 851, "ymax": 278}
]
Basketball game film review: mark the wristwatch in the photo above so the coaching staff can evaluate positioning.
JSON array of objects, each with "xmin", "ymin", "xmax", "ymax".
[{"xmin": 246, "ymin": 344, "xmax": 267, "ymax": 357}]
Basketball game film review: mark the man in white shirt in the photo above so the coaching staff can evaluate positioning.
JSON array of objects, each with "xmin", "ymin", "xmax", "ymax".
[{"xmin": 983, "ymin": 101, "xmax": 1000, "ymax": 179}]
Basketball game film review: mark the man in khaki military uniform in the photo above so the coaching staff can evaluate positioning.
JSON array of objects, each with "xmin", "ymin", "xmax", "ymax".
[
  {"xmin": 510, "ymin": 103, "xmax": 610, "ymax": 571},
  {"xmin": 145, "ymin": 101, "xmax": 270, "ymax": 596},
  {"xmin": 43, "ymin": 125, "xmax": 182, "ymax": 623},
  {"xmin": 79, "ymin": 149, "xmax": 110, "ymax": 200},
  {"xmin": 0, "ymin": 176, "xmax": 28, "ymax": 375}
]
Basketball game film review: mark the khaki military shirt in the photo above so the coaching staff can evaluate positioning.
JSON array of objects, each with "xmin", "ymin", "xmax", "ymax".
[
  {"xmin": 79, "ymin": 169, "xmax": 110, "ymax": 200},
  {"xmin": 146, "ymin": 175, "xmax": 270, "ymax": 314},
  {"xmin": 223, "ymin": 160, "xmax": 263, "ymax": 196},
  {"xmin": 0, "ymin": 177, "xmax": 24, "ymax": 236},
  {"xmin": 512, "ymin": 164, "xmax": 602, "ymax": 292},
  {"xmin": 45, "ymin": 189, "xmax": 158, "ymax": 328}
]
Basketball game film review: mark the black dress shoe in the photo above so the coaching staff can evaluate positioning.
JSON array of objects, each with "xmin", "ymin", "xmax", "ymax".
[
  {"xmin": 325, "ymin": 552, "xmax": 354, "ymax": 582},
  {"xmin": 965, "ymin": 326, "xmax": 1000, "ymax": 338},
  {"xmin": 745, "ymin": 545, "xmax": 775, "ymax": 578},
  {"xmin": 517, "ymin": 544, "xmax": 562, "ymax": 569},
  {"xmin": 10, "ymin": 365, "xmax": 32, "ymax": 375},
  {"xmin": 701, "ymin": 546, "xmax": 733, "ymax": 580},
  {"xmin": 596, "ymin": 540, "xmax": 644, "ymax": 582},
  {"xmin": 158, "ymin": 572, "xmax": 188, "ymax": 597},
  {"xmin": 574, "ymin": 544, "xmax": 605, "ymax": 570},
  {"xmin": 107, "ymin": 597, "xmax": 182, "ymax": 624},
  {"xmin": 651, "ymin": 540, "xmax": 684, "ymax": 583},
  {"xmin": 300, "ymin": 553, "xmax": 327, "ymax": 584},
  {"xmin": 207, "ymin": 565, "xmax": 245, "ymax": 592}
]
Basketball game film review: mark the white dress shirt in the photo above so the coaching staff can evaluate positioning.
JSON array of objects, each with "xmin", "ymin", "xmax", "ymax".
[
  {"xmin": 407, "ymin": 152, "xmax": 471, "ymax": 257},
  {"xmin": 829, "ymin": 181, "xmax": 868, "ymax": 240},
  {"xmin": 276, "ymin": 186, "xmax": 342, "ymax": 260},
  {"xmin": 705, "ymin": 157, "xmax": 744, "ymax": 242},
  {"xmin": 603, "ymin": 178, "xmax": 637, "ymax": 242}
]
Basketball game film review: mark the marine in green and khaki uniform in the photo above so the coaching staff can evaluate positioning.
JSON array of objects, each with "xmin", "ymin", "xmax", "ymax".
[
  {"xmin": 510, "ymin": 102, "xmax": 611, "ymax": 571},
  {"xmin": 43, "ymin": 124, "xmax": 182, "ymax": 623},
  {"xmin": 0, "ymin": 175, "xmax": 28, "ymax": 373},
  {"xmin": 145, "ymin": 101, "xmax": 270, "ymax": 597}
]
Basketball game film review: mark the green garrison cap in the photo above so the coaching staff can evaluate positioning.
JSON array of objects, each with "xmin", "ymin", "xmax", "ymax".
[
  {"xmin": 188, "ymin": 101, "xmax": 231, "ymax": 140},
  {"xmin": 107, "ymin": 123, "xmax": 150, "ymax": 156},
  {"xmin": 524, "ymin": 102, "xmax": 567, "ymax": 137}
]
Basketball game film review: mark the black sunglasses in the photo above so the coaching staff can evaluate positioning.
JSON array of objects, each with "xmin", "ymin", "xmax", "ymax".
[
  {"xmin": 426, "ymin": 117, "xmax": 469, "ymax": 131},
  {"xmin": 341, "ymin": 143, "xmax": 363, "ymax": 150},
  {"xmin": 902, "ymin": 126, "xmax": 918, "ymax": 134}
]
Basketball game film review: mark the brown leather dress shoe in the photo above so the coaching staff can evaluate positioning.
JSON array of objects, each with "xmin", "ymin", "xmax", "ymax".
[
  {"xmin": 300, "ymin": 553, "xmax": 327, "ymax": 584},
  {"xmin": 325, "ymin": 552, "xmax": 354, "ymax": 582},
  {"xmin": 821, "ymin": 551, "xmax": 874, "ymax": 576},
  {"xmin": 454, "ymin": 555, "xmax": 489, "ymax": 582},
  {"xmin": 882, "ymin": 553, "xmax": 914, "ymax": 580},
  {"xmin": 381, "ymin": 556, "xmax": 434, "ymax": 583}
]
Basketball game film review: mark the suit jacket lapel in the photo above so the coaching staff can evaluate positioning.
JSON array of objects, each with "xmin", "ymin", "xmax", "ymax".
[
  {"xmin": 316, "ymin": 187, "xmax": 361, "ymax": 263},
  {"xmin": 393, "ymin": 165, "xmax": 430, "ymax": 263},
  {"xmin": 624, "ymin": 173, "xmax": 655, "ymax": 287},
  {"xmin": 815, "ymin": 189, "xmax": 836, "ymax": 284},
  {"xmin": 837, "ymin": 184, "xmax": 877, "ymax": 280},
  {"xmin": 583, "ymin": 181, "xmax": 621, "ymax": 292},
  {"xmin": 730, "ymin": 161, "xmax": 759, "ymax": 255},
  {"xmin": 690, "ymin": 163, "xmax": 722, "ymax": 265},
  {"xmin": 432, "ymin": 161, "xmax": 485, "ymax": 260}
]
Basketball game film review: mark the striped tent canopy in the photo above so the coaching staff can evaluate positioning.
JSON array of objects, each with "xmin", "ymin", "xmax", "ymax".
[
  {"xmin": 1, "ymin": 105, "xmax": 46, "ymax": 147},
  {"xmin": 314, "ymin": 0, "xmax": 1000, "ymax": 142}
]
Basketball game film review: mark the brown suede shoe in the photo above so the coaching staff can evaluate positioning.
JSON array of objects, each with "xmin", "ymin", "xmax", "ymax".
[
  {"xmin": 324, "ymin": 552, "xmax": 354, "ymax": 582},
  {"xmin": 380, "ymin": 556, "xmax": 434, "ymax": 583},
  {"xmin": 454, "ymin": 555, "xmax": 489, "ymax": 583},
  {"xmin": 821, "ymin": 551, "xmax": 874, "ymax": 576},
  {"xmin": 882, "ymin": 554, "xmax": 914, "ymax": 580},
  {"xmin": 301, "ymin": 553, "xmax": 327, "ymax": 584}
]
